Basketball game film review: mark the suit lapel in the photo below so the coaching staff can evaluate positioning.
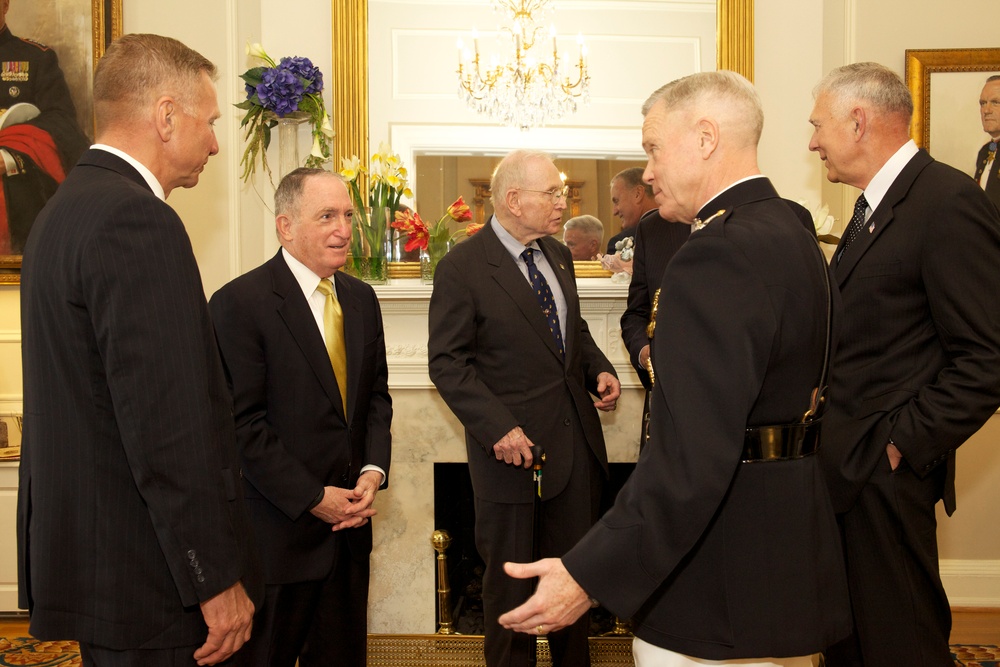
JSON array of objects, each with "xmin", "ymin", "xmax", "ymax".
[
  {"xmin": 483, "ymin": 221, "xmax": 564, "ymax": 362},
  {"xmin": 268, "ymin": 253, "xmax": 347, "ymax": 421},
  {"xmin": 834, "ymin": 151, "xmax": 932, "ymax": 287},
  {"xmin": 335, "ymin": 272, "xmax": 364, "ymax": 424}
]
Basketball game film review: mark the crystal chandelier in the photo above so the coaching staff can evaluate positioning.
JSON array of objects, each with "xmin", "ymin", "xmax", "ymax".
[{"xmin": 457, "ymin": 0, "xmax": 590, "ymax": 131}]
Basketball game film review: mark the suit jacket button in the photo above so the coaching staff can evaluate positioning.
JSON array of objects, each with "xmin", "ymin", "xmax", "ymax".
[
  {"xmin": 196, "ymin": 575, "xmax": 205, "ymax": 583},
  {"xmin": 187, "ymin": 550, "xmax": 196, "ymax": 560},
  {"xmin": 563, "ymin": 418, "xmax": 571, "ymax": 426},
  {"xmin": 190, "ymin": 559, "xmax": 199, "ymax": 568}
]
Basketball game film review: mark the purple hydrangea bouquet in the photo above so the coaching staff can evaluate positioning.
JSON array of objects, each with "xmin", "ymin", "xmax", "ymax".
[{"xmin": 236, "ymin": 42, "xmax": 334, "ymax": 183}]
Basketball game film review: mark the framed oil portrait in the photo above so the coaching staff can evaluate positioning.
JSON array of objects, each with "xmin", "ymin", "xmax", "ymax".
[
  {"xmin": 905, "ymin": 48, "xmax": 1000, "ymax": 179},
  {"xmin": 0, "ymin": 0, "xmax": 122, "ymax": 285}
]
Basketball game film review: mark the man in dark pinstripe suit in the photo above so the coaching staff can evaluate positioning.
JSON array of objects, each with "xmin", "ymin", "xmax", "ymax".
[
  {"xmin": 18, "ymin": 34, "xmax": 260, "ymax": 667},
  {"xmin": 810, "ymin": 62, "xmax": 1000, "ymax": 667}
]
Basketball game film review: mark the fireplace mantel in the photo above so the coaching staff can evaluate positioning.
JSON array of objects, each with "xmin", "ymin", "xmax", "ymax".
[{"xmin": 368, "ymin": 277, "xmax": 643, "ymax": 633}]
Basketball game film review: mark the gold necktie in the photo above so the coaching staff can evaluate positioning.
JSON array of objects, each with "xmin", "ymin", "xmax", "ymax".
[{"xmin": 317, "ymin": 278, "xmax": 347, "ymax": 412}]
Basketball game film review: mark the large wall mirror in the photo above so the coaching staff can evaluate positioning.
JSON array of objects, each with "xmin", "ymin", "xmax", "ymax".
[
  {"xmin": 327, "ymin": 0, "xmax": 751, "ymax": 274},
  {"xmin": 0, "ymin": 0, "xmax": 123, "ymax": 284}
]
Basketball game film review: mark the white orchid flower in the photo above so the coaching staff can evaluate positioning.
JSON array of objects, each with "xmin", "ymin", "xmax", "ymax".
[
  {"xmin": 320, "ymin": 112, "xmax": 335, "ymax": 139},
  {"xmin": 246, "ymin": 41, "xmax": 275, "ymax": 67},
  {"xmin": 310, "ymin": 135, "xmax": 325, "ymax": 161},
  {"xmin": 812, "ymin": 203, "xmax": 835, "ymax": 236}
]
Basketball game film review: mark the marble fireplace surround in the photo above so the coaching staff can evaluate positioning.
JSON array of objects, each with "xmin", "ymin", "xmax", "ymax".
[{"xmin": 367, "ymin": 278, "xmax": 641, "ymax": 633}]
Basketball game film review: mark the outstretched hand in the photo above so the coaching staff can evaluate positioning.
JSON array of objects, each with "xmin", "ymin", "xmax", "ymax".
[{"xmin": 497, "ymin": 558, "xmax": 593, "ymax": 635}]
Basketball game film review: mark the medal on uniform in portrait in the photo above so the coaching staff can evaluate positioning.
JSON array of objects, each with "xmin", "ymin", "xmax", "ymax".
[{"xmin": 1, "ymin": 61, "xmax": 29, "ymax": 83}]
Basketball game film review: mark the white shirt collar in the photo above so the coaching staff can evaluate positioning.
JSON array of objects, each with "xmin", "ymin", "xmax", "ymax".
[
  {"xmin": 491, "ymin": 215, "xmax": 541, "ymax": 258},
  {"xmin": 863, "ymin": 140, "xmax": 919, "ymax": 213},
  {"xmin": 91, "ymin": 144, "xmax": 165, "ymax": 201},
  {"xmin": 281, "ymin": 247, "xmax": 334, "ymax": 299}
]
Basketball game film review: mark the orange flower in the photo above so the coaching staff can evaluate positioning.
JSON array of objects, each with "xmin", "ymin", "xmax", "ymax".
[
  {"xmin": 392, "ymin": 209, "xmax": 430, "ymax": 252},
  {"xmin": 464, "ymin": 222, "xmax": 484, "ymax": 237},
  {"xmin": 447, "ymin": 196, "xmax": 473, "ymax": 223}
]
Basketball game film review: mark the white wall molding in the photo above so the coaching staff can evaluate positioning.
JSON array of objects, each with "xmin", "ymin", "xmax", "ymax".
[{"xmin": 942, "ymin": 559, "xmax": 1000, "ymax": 607}]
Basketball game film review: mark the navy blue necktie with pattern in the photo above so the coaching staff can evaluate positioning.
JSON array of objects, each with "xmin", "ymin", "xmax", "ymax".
[
  {"xmin": 837, "ymin": 193, "xmax": 869, "ymax": 264},
  {"xmin": 520, "ymin": 247, "xmax": 564, "ymax": 358}
]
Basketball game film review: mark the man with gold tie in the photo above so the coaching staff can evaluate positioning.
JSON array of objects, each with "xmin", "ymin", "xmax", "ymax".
[{"xmin": 210, "ymin": 167, "xmax": 392, "ymax": 667}]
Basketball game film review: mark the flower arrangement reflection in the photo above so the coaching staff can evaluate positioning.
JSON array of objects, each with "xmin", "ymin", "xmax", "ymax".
[
  {"xmin": 392, "ymin": 196, "xmax": 484, "ymax": 281},
  {"xmin": 236, "ymin": 42, "xmax": 333, "ymax": 183},
  {"xmin": 339, "ymin": 144, "xmax": 414, "ymax": 282}
]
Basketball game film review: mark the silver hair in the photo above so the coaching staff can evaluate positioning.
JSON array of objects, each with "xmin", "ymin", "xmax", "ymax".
[
  {"xmin": 490, "ymin": 149, "xmax": 554, "ymax": 211},
  {"xmin": 813, "ymin": 62, "xmax": 913, "ymax": 119},
  {"xmin": 641, "ymin": 70, "xmax": 764, "ymax": 144},
  {"xmin": 564, "ymin": 215, "xmax": 604, "ymax": 240},
  {"xmin": 274, "ymin": 168, "xmax": 345, "ymax": 217}
]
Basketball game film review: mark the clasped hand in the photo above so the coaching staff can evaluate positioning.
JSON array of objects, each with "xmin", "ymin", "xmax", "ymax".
[{"xmin": 309, "ymin": 470, "xmax": 382, "ymax": 531}]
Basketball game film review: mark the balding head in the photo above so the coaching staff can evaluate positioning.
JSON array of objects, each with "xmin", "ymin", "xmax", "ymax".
[{"xmin": 490, "ymin": 149, "xmax": 568, "ymax": 244}]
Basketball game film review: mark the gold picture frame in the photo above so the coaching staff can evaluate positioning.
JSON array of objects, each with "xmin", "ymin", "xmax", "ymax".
[
  {"xmin": 905, "ymin": 47, "xmax": 1000, "ymax": 151},
  {"xmin": 0, "ymin": 0, "xmax": 123, "ymax": 286}
]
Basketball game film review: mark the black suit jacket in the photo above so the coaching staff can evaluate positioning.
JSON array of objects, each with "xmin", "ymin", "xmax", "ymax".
[
  {"xmin": 209, "ymin": 251, "xmax": 392, "ymax": 583},
  {"xmin": 428, "ymin": 219, "xmax": 615, "ymax": 504},
  {"xmin": 18, "ymin": 149, "xmax": 261, "ymax": 649},
  {"xmin": 973, "ymin": 140, "xmax": 1000, "ymax": 212},
  {"xmin": 821, "ymin": 149, "xmax": 1000, "ymax": 515},
  {"xmin": 620, "ymin": 211, "xmax": 690, "ymax": 388},
  {"xmin": 564, "ymin": 178, "xmax": 850, "ymax": 659}
]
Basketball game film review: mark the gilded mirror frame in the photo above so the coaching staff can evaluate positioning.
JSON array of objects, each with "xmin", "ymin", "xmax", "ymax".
[
  {"xmin": 331, "ymin": 1, "xmax": 752, "ymax": 278},
  {"xmin": 0, "ymin": 0, "xmax": 123, "ymax": 285},
  {"xmin": 331, "ymin": 0, "xmax": 754, "ymax": 172}
]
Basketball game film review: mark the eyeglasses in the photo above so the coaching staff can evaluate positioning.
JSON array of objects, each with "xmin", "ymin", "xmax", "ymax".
[{"xmin": 517, "ymin": 185, "xmax": 570, "ymax": 203}]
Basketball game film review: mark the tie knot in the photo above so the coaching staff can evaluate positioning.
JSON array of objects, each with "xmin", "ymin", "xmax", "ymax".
[
  {"xmin": 317, "ymin": 278, "xmax": 335, "ymax": 298},
  {"xmin": 520, "ymin": 248, "xmax": 536, "ymax": 267},
  {"xmin": 854, "ymin": 193, "xmax": 869, "ymax": 215}
]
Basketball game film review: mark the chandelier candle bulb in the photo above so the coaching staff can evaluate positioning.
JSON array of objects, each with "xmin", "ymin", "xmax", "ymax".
[{"xmin": 457, "ymin": 0, "xmax": 591, "ymax": 130}]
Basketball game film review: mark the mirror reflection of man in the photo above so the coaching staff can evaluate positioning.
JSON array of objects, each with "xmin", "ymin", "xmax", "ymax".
[
  {"xmin": 975, "ymin": 75, "xmax": 1000, "ymax": 210},
  {"xmin": 0, "ymin": 0, "xmax": 88, "ymax": 254},
  {"xmin": 606, "ymin": 166, "xmax": 658, "ymax": 254},
  {"xmin": 562, "ymin": 214, "xmax": 604, "ymax": 261}
]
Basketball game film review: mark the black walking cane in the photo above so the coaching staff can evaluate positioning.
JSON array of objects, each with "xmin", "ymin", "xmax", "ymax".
[
  {"xmin": 530, "ymin": 445, "xmax": 546, "ymax": 562},
  {"xmin": 529, "ymin": 445, "xmax": 547, "ymax": 643}
]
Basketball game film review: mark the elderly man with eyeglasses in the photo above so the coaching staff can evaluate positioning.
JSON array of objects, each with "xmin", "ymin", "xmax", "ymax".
[{"xmin": 429, "ymin": 149, "xmax": 621, "ymax": 667}]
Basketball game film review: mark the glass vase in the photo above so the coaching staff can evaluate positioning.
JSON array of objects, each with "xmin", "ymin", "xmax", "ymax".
[
  {"xmin": 420, "ymin": 238, "xmax": 453, "ymax": 284},
  {"xmin": 345, "ymin": 206, "xmax": 392, "ymax": 285},
  {"xmin": 276, "ymin": 112, "xmax": 309, "ymax": 179}
]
